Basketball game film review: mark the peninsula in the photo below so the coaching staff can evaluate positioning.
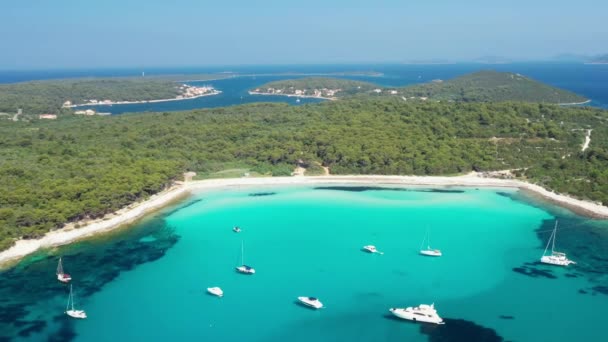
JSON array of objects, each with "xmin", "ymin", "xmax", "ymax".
[
  {"xmin": 250, "ymin": 71, "xmax": 588, "ymax": 104},
  {"xmin": 0, "ymin": 74, "xmax": 227, "ymax": 117}
]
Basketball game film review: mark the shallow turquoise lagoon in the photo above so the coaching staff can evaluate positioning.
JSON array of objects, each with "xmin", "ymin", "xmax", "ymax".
[{"xmin": 2, "ymin": 186, "xmax": 608, "ymax": 341}]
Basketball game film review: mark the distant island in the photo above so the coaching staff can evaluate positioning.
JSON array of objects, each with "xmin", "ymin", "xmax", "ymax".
[
  {"xmin": 251, "ymin": 71, "xmax": 588, "ymax": 104},
  {"xmin": 586, "ymin": 54, "xmax": 608, "ymax": 64},
  {"xmin": 0, "ymin": 74, "xmax": 228, "ymax": 118}
]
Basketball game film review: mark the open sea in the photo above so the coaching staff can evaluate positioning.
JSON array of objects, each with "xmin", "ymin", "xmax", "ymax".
[
  {"xmin": 1, "ymin": 186, "xmax": 607, "ymax": 341},
  {"xmin": 1, "ymin": 63, "xmax": 607, "ymax": 114}
]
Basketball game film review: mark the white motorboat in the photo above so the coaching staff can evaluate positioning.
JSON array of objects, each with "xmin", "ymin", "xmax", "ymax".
[
  {"xmin": 363, "ymin": 245, "xmax": 378, "ymax": 253},
  {"xmin": 389, "ymin": 303, "xmax": 444, "ymax": 325},
  {"xmin": 233, "ymin": 226, "xmax": 241, "ymax": 233},
  {"xmin": 297, "ymin": 296, "xmax": 323, "ymax": 309},
  {"xmin": 419, "ymin": 229, "xmax": 442, "ymax": 257},
  {"xmin": 65, "ymin": 285, "xmax": 87, "ymax": 319},
  {"xmin": 540, "ymin": 220, "xmax": 575, "ymax": 266},
  {"xmin": 207, "ymin": 287, "xmax": 224, "ymax": 297},
  {"xmin": 56, "ymin": 257, "xmax": 72, "ymax": 283},
  {"xmin": 236, "ymin": 241, "xmax": 256, "ymax": 274}
]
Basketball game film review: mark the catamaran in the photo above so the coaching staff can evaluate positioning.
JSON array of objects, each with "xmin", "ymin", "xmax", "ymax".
[
  {"xmin": 236, "ymin": 241, "xmax": 255, "ymax": 274},
  {"xmin": 297, "ymin": 296, "xmax": 323, "ymax": 309},
  {"xmin": 56, "ymin": 257, "xmax": 72, "ymax": 283},
  {"xmin": 389, "ymin": 303, "xmax": 444, "ymax": 324},
  {"xmin": 419, "ymin": 229, "xmax": 442, "ymax": 257},
  {"xmin": 540, "ymin": 220, "xmax": 575, "ymax": 266},
  {"xmin": 65, "ymin": 284, "xmax": 87, "ymax": 319}
]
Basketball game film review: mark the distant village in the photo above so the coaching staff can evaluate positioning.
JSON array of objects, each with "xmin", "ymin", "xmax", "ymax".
[
  {"xmin": 250, "ymin": 87, "xmax": 341, "ymax": 99},
  {"xmin": 61, "ymin": 84, "xmax": 219, "ymax": 112},
  {"xmin": 250, "ymin": 85, "xmax": 430, "ymax": 101}
]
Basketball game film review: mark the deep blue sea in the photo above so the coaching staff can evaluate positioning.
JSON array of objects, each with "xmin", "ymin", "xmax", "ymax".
[
  {"xmin": 1, "ymin": 63, "xmax": 607, "ymax": 114},
  {"xmin": 1, "ymin": 186, "xmax": 607, "ymax": 341}
]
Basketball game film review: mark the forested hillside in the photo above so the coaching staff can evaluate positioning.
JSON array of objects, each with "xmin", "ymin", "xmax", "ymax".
[
  {"xmin": 0, "ymin": 74, "xmax": 226, "ymax": 115},
  {"xmin": 0, "ymin": 99, "xmax": 607, "ymax": 250},
  {"xmin": 254, "ymin": 71, "xmax": 588, "ymax": 104},
  {"xmin": 400, "ymin": 71, "xmax": 588, "ymax": 103}
]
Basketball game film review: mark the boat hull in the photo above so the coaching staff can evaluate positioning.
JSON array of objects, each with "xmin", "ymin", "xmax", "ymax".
[
  {"xmin": 540, "ymin": 256, "xmax": 575, "ymax": 266},
  {"xmin": 66, "ymin": 310, "xmax": 87, "ymax": 319},
  {"xmin": 389, "ymin": 308, "xmax": 444, "ymax": 325},
  {"xmin": 420, "ymin": 250, "xmax": 442, "ymax": 257},
  {"xmin": 297, "ymin": 297, "xmax": 323, "ymax": 309},
  {"xmin": 207, "ymin": 287, "xmax": 224, "ymax": 297},
  {"xmin": 236, "ymin": 266, "xmax": 255, "ymax": 274},
  {"xmin": 57, "ymin": 274, "xmax": 71, "ymax": 283}
]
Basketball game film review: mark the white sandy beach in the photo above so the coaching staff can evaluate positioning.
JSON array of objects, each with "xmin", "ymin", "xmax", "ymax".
[
  {"xmin": 248, "ymin": 91, "xmax": 337, "ymax": 101},
  {"xmin": 1, "ymin": 173, "xmax": 607, "ymax": 267},
  {"xmin": 67, "ymin": 90, "xmax": 222, "ymax": 108}
]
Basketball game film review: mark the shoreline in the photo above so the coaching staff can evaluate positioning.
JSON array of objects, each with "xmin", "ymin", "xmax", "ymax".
[
  {"xmin": 66, "ymin": 90, "xmax": 222, "ymax": 108},
  {"xmin": 248, "ymin": 91, "xmax": 337, "ymax": 101},
  {"xmin": 558, "ymin": 99, "xmax": 591, "ymax": 106},
  {"xmin": 1, "ymin": 174, "xmax": 607, "ymax": 268}
]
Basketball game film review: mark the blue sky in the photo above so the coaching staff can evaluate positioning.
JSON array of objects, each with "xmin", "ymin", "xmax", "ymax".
[{"xmin": 1, "ymin": 0, "xmax": 607, "ymax": 69}]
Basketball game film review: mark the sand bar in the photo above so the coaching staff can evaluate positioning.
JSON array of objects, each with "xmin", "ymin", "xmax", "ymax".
[{"xmin": 1, "ymin": 174, "xmax": 607, "ymax": 267}]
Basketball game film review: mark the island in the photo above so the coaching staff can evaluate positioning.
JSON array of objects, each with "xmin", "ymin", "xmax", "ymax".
[
  {"xmin": 586, "ymin": 54, "xmax": 608, "ymax": 64},
  {"xmin": 0, "ymin": 74, "xmax": 227, "ymax": 118},
  {"xmin": 250, "ymin": 71, "xmax": 588, "ymax": 104}
]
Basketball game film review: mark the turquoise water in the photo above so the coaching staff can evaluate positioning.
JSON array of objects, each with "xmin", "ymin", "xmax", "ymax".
[{"xmin": 2, "ymin": 186, "xmax": 608, "ymax": 341}]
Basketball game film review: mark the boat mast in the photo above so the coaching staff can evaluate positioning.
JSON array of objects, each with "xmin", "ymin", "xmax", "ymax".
[
  {"xmin": 552, "ymin": 220, "xmax": 558, "ymax": 253},
  {"xmin": 57, "ymin": 257, "xmax": 63, "ymax": 275},
  {"xmin": 542, "ymin": 226, "xmax": 554, "ymax": 256}
]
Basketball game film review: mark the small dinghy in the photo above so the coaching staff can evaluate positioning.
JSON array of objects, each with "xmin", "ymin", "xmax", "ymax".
[
  {"xmin": 233, "ymin": 226, "xmax": 241, "ymax": 233},
  {"xmin": 207, "ymin": 287, "xmax": 224, "ymax": 297}
]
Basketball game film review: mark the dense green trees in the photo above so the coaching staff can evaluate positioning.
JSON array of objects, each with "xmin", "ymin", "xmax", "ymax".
[
  {"xmin": 0, "ymin": 98, "xmax": 607, "ymax": 250},
  {"xmin": 0, "ymin": 74, "xmax": 227, "ymax": 115},
  {"xmin": 256, "ymin": 71, "xmax": 587, "ymax": 104}
]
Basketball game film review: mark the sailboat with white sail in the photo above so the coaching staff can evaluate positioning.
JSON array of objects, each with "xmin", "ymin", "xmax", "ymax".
[
  {"xmin": 540, "ymin": 220, "xmax": 575, "ymax": 266},
  {"xmin": 65, "ymin": 284, "xmax": 87, "ymax": 319},
  {"xmin": 236, "ymin": 241, "xmax": 255, "ymax": 274},
  {"xmin": 419, "ymin": 229, "xmax": 442, "ymax": 257},
  {"xmin": 56, "ymin": 257, "xmax": 72, "ymax": 283}
]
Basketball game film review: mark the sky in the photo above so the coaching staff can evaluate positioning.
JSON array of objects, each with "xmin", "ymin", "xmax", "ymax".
[{"xmin": 1, "ymin": 0, "xmax": 607, "ymax": 69}]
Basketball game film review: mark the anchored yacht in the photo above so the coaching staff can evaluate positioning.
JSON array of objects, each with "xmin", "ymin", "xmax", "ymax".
[
  {"xmin": 56, "ymin": 257, "xmax": 72, "ymax": 283},
  {"xmin": 65, "ymin": 285, "xmax": 87, "ymax": 319},
  {"xmin": 236, "ymin": 241, "xmax": 256, "ymax": 274},
  {"xmin": 363, "ymin": 245, "xmax": 378, "ymax": 253},
  {"xmin": 419, "ymin": 229, "xmax": 442, "ymax": 257},
  {"xmin": 540, "ymin": 220, "xmax": 575, "ymax": 266},
  {"xmin": 389, "ymin": 303, "xmax": 444, "ymax": 325},
  {"xmin": 297, "ymin": 296, "xmax": 323, "ymax": 309}
]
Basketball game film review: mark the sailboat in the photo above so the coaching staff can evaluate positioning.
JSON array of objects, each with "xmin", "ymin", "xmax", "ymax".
[
  {"xmin": 419, "ymin": 229, "xmax": 442, "ymax": 257},
  {"xmin": 236, "ymin": 241, "xmax": 255, "ymax": 274},
  {"xmin": 540, "ymin": 220, "xmax": 575, "ymax": 266},
  {"xmin": 65, "ymin": 284, "xmax": 87, "ymax": 319},
  {"xmin": 56, "ymin": 257, "xmax": 72, "ymax": 283}
]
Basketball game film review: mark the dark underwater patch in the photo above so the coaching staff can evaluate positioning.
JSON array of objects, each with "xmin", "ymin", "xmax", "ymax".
[
  {"xmin": 249, "ymin": 192, "xmax": 276, "ymax": 197},
  {"xmin": 578, "ymin": 289, "xmax": 588, "ymax": 294},
  {"xmin": 512, "ymin": 266, "xmax": 557, "ymax": 279},
  {"xmin": 162, "ymin": 198, "xmax": 203, "ymax": 217},
  {"xmin": 0, "ymin": 221, "xmax": 180, "ymax": 340},
  {"xmin": 419, "ymin": 318, "xmax": 504, "ymax": 342},
  {"xmin": 499, "ymin": 315, "xmax": 514, "ymax": 320},
  {"xmin": 592, "ymin": 286, "xmax": 608, "ymax": 296},
  {"xmin": 314, "ymin": 186, "xmax": 464, "ymax": 193}
]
